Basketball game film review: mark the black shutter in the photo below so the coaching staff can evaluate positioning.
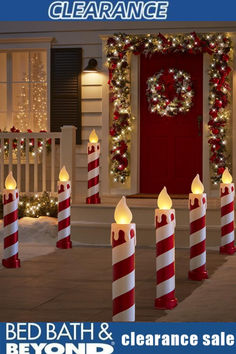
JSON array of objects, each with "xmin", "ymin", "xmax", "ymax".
[{"xmin": 50, "ymin": 48, "xmax": 82, "ymax": 144}]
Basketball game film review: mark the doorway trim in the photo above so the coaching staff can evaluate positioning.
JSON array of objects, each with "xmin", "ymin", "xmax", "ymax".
[{"xmin": 101, "ymin": 32, "xmax": 235, "ymax": 198}]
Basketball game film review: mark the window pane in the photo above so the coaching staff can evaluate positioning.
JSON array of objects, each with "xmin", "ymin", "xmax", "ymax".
[
  {"xmin": 10, "ymin": 50, "xmax": 47, "ymax": 132},
  {"xmin": 32, "ymin": 110, "xmax": 47, "ymax": 131},
  {"xmin": 30, "ymin": 52, "xmax": 47, "ymax": 83},
  {"xmin": 30, "ymin": 83, "xmax": 47, "ymax": 131},
  {"xmin": 0, "ymin": 112, "xmax": 8, "ymax": 131},
  {"xmin": 0, "ymin": 84, "xmax": 7, "ymax": 111},
  {"xmin": 12, "ymin": 83, "xmax": 30, "ymax": 131},
  {"xmin": 12, "ymin": 83, "xmax": 29, "ymax": 111},
  {"xmin": 12, "ymin": 112, "xmax": 30, "ymax": 132},
  {"xmin": 0, "ymin": 53, "xmax": 7, "ymax": 82},
  {"xmin": 12, "ymin": 52, "xmax": 29, "ymax": 82}
]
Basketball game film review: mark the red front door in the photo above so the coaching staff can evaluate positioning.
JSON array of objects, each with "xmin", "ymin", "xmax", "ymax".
[{"xmin": 140, "ymin": 52, "xmax": 203, "ymax": 195}]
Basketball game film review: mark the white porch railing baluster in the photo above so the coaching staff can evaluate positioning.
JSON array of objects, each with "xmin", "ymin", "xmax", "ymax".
[
  {"xmin": 17, "ymin": 138, "xmax": 21, "ymax": 192},
  {"xmin": 51, "ymin": 137, "xmax": 55, "ymax": 193},
  {"xmin": 8, "ymin": 138, "xmax": 13, "ymax": 173},
  {"xmin": 42, "ymin": 138, "xmax": 46, "ymax": 192},
  {"xmin": 0, "ymin": 127, "xmax": 75, "ymax": 196},
  {"xmin": 34, "ymin": 138, "xmax": 38, "ymax": 193},
  {"xmin": 25, "ymin": 137, "xmax": 29, "ymax": 194}
]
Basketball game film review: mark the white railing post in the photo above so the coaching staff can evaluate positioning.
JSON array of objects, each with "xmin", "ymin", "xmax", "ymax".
[{"xmin": 60, "ymin": 126, "xmax": 77, "ymax": 202}]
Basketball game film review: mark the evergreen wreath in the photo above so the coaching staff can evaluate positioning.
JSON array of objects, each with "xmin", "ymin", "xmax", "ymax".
[{"xmin": 146, "ymin": 68, "xmax": 194, "ymax": 116}]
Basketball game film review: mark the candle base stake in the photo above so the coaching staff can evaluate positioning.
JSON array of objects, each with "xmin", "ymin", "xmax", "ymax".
[
  {"xmin": 86, "ymin": 195, "xmax": 101, "ymax": 204},
  {"xmin": 2, "ymin": 258, "xmax": 21, "ymax": 269},
  {"xmin": 220, "ymin": 244, "xmax": 236, "ymax": 255},
  {"xmin": 56, "ymin": 239, "xmax": 72, "ymax": 249},
  {"xmin": 188, "ymin": 269, "xmax": 208, "ymax": 281},
  {"xmin": 155, "ymin": 296, "xmax": 178, "ymax": 310}
]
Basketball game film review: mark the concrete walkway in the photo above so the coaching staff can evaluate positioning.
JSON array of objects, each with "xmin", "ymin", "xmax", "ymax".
[
  {"xmin": 0, "ymin": 245, "xmax": 231, "ymax": 322},
  {"xmin": 159, "ymin": 252, "xmax": 236, "ymax": 322}
]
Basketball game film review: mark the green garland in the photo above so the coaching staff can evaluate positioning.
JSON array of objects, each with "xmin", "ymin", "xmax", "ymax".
[
  {"xmin": 107, "ymin": 32, "xmax": 232, "ymax": 185},
  {"xmin": 0, "ymin": 192, "xmax": 58, "ymax": 219}
]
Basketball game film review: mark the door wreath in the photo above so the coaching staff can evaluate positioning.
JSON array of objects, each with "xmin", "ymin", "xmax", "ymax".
[{"xmin": 146, "ymin": 68, "xmax": 194, "ymax": 116}]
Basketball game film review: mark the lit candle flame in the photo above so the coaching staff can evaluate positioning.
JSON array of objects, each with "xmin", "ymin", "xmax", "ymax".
[
  {"xmin": 5, "ymin": 171, "xmax": 17, "ymax": 190},
  {"xmin": 157, "ymin": 186, "xmax": 172, "ymax": 210},
  {"xmin": 59, "ymin": 166, "xmax": 69, "ymax": 182},
  {"xmin": 89, "ymin": 129, "xmax": 98, "ymax": 143},
  {"xmin": 222, "ymin": 167, "xmax": 232, "ymax": 184},
  {"xmin": 191, "ymin": 174, "xmax": 204, "ymax": 194},
  {"xmin": 114, "ymin": 196, "xmax": 132, "ymax": 224}
]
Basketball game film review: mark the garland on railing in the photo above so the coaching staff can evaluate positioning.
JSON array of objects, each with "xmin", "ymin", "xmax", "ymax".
[
  {"xmin": 0, "ymin": 126, "xmax": 52, "ymax": 157},
  {"xmin": 0, "ymin": 192, "xmax": 58, "ymax": 219},
  {"xmin": 106, "ymin": 32, "xmax": 232, "ymax": 185}
]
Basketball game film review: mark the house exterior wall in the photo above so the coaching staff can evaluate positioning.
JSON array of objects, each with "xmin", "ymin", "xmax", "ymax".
[{"xmin": 0, "ymin": 22, "xmax": 235, "ymax": 199}]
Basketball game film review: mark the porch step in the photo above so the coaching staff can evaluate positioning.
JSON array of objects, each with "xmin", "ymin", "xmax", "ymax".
[{"xmin": 71, "ymin": 198, "xmax": 224, "ymax": 248}]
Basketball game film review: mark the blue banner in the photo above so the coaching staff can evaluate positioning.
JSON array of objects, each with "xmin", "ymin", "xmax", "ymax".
[
  {"xmin": 0, "ymin": 0, "xmax": 235, "ymax": 21},
  {"xmin": 1, "ymin": 322, "xmax": 236, "ymax": 353}
]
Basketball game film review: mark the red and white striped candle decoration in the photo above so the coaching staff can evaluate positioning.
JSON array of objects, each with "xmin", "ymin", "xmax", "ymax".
[
  {"xmin": 2, "ymin": 171, "xmax": 21, "ymax": 268},
  {"xmin": 220, "ymin": 168, "xmax": 235, "ymax": 255},
  {"xmin": 57, "ymin": 166, "xmax": 72, "ymax": 249},
  {"xmin": 111, "ymin": 196, "xmax": 136, "ymax": 322},
  {"xmin": 86, "ymin": 129, "xmax": 101, "ymax": 204},
  {"xmin": 188, "ymin": 174, "xmax": 208, "ymax": 281},
  {"xmin": 155, "ymin": 187, "xmax": 177, "ymax": 310}
]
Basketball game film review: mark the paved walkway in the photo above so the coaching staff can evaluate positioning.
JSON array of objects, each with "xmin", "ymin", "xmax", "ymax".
[{"xmin": 0, "ymin": 245, "xmax": 231, "ymax": 322}]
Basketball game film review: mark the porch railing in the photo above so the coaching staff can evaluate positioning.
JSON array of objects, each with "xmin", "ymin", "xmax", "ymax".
[{"xmin": 0, "ymin": 125, "xmax": 76, "ymax": 198}]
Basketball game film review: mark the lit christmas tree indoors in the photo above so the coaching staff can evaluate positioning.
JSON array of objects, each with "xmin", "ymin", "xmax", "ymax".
[{"xmin": 15, "ymin": 52, "xmax": 47, "ymax": 132}]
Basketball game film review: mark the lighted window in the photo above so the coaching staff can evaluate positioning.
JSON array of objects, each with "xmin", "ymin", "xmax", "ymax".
[{"xmin": 0, "ymin": 51, "xmax": 47, "ymax": 132}]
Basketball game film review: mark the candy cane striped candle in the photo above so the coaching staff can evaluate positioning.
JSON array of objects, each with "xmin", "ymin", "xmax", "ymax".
[
  {"xmin": 2, "ymin": 171, "xmax": 21, "ymax": 268},
  {"xmin": 155, "ymin": 187, "xmax": 177, "ymax": 310},
  {"xmin": 111, "ymin": 196, "xmax": 136, "ymax": 322},
  {"xmin": 86, "ymin": 129, "xmax": 101, "ymax": 204},
  {"xmin": 188, "ymin": 174, "xmax": 208, "ymax": 281},
  {"xmin": 57, "ymin": 166, "xmax": 72, "ymax": 249},
  {"xmin": 220, "ymin": 168, "xmax": 235, "ymax": 255}
]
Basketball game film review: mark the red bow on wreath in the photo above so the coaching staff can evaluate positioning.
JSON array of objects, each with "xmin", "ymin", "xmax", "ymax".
[{"xmin": 160, "ymin": 72, "xmax": 175, "ymax": 100}]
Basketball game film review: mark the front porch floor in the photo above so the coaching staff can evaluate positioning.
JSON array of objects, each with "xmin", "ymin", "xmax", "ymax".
[{"xmin": 0, "ymin": 244, "xmax": 234, "ymax": 322}]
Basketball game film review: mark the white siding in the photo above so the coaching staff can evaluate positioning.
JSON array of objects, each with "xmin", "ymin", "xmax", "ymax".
[
  {"xmin": 78, "ymin": 72, "xmax": 103, "ymax": 198},
  {"xmin": 0, "ymin": 22, "xmax": 236, "ymax": 199}
]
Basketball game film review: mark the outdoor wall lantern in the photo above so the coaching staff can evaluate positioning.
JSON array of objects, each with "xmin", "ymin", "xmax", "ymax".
[{"xmin": 83, "ymin": 58, "xmax": 98, "ymax": 72}]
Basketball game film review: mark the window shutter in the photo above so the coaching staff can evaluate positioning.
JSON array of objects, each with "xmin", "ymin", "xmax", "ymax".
[{"xmin": 50, "ymin": 48, "xmax": 82, "ymax": 144}]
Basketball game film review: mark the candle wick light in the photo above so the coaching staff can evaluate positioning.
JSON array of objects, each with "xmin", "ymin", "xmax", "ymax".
[
  {"xmin": 5, "ymin": 171, "xmax": 17, "ymax": 190},
  {"xmin": 191, "ymin": 174, "xmax": 204, "ymax": 194},
  {"xmin": 89, "ymin": 129, "xmax": 98, "ymax": 143},
  {"xmin": 222, "ymin": 167, "xmax": 232, "ymax": 184},
  {"xmin": 59, "ymin": 166, "xmax": 69, "ymax": 182},
  {"xmin": 114, "ymin": 196, "xmax": 133, "ymax": 224},
  {"xmin": 157, "ymin": 186, "xmax": 172, "ymax": 210}
]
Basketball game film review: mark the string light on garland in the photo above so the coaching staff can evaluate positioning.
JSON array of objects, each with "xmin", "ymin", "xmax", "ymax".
[
  {"xmin": 0, "ymin": 192, "xmax": 58, "ymax": 219},
  {"xmin": 0, "ymin": 126, "xmax": 51, "ymax": 158},
  {"xmin": 146, "ymin": 68, "xmax": 194, "ymax": 116},
  {"xmin": 106, "ymin": 32, "xmax": 232, "ymax": 185}
]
